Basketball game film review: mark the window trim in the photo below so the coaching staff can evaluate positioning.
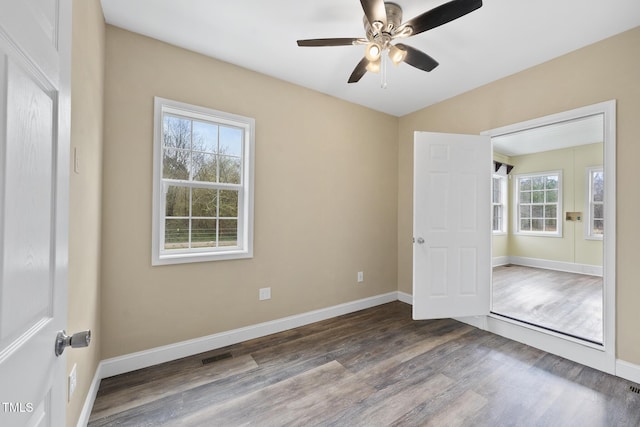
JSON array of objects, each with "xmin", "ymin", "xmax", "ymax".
[
  {"xmin": 585, "ymin": 166, "xmax": 604, "ymax": 241},
  {"xmin": 152, "ymin": 97, "xmax": 255, "ymax": 265},
  {"xmin": 492, "ymin": 172, "xmax": 508, "ymax": 235},
  {"xmin": 512, "ymin": 170, "xmax": 563, "ymax": 237}
]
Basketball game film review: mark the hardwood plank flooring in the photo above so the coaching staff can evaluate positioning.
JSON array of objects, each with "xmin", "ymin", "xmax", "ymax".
[
  {"xmin": 88, "ymin": 302, "xmax": 639, "ymax": 426},
  {"xmin": 492, "ymin": 265, "xmax": 603, "ymax": 343}
]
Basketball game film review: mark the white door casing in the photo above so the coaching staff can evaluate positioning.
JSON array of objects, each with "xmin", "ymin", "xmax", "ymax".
[
  {"xmin": 483, "ymin": 101, "xmax": 617, "ymax": 374},
  {"xmin": 413, "ymin": 132, "xmax": 491, "ymax": 320},
  {"xmin": 0, "ymin": 0, "xmax": 71, "ymax": 426}
]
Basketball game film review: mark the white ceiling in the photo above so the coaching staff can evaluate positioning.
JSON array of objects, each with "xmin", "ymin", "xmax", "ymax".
[
  {"xmin": 100, "ymin": 0, "xmax": 640, "ymax": 117},
  {"xmin": 492, "ymin": 114, "xmax": 603, "ymax": 157}
]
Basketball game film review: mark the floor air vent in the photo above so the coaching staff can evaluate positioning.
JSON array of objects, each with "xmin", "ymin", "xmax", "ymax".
[
  {"xmin": 630, "ymin": 385, "xmax": 640, "ymax": 394},
  {"xmin": 202, "ymin": 352, "xmax": 232, "ymax": 365}
]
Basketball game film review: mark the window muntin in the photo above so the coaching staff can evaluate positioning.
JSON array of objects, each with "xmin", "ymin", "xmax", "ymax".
[
  {"xmin": 492, "ymin": 174, "xmax": 507, "ymax": 234},
  {"xmin": 586, "ymin": 167, "xmax": 604, "ymax": 240},
  {"xmin": 514, "ymin": 171, "xmax": 562, "ymax": 236},
  {"xmin": 153, "ymin": 98, "xmax": 254, "ymax": 265}
]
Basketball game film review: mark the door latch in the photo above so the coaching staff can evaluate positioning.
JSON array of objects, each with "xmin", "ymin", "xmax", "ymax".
[{"xmin": 55, "ymin": 330, "xmax": 91, "ymax": 357}]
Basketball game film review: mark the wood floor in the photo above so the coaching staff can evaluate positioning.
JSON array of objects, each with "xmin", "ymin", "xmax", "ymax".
[
  {"xmin": 492, "ymin": 265, "xmax": 603, "ymax": 343},
  {"xmin": 88, "ymin": 302, "xmax": 639, "ymax": 426}
]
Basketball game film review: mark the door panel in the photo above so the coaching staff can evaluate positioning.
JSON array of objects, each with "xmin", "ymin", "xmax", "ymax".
[
  {"xmin": 413, "ymin": 132, "xmax": 491, "ymax": 320},
  {"xmin": 0, "ymin": 0, "xmax": 70, "ymax": 425}
]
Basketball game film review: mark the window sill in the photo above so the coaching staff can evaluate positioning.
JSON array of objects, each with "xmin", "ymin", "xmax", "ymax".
[{"xmin": 153, "ymin": 249, "xmax": 253, "ymax": 266}]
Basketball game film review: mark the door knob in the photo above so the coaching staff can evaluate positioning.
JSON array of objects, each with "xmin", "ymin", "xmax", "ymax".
[
  {"xmin": 55, "ymin": 330, "xmax": 91, "ymax": 357},
  {"xmin": 415, "ymin": 237, "xmax": 425, "ymax": 244}
]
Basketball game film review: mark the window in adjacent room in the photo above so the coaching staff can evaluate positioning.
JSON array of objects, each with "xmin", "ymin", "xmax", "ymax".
[
  {"xmin": 492, "ymin": 173, "xmax": 507, "ymax": 234},
  {"xmin": 586, "ymin": 166, "xmax": 604, "ymax": 240},
  {"xmin": 514, "ymin": 171, "xmax": 562, "ymax": 237},
  {"xmin": 152, "ymin": 97, "xmax": 254, "ymax": 265}
]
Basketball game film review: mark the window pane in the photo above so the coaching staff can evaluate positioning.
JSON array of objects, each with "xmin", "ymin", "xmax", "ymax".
[
  {"xmin": 532, "ymin": 177, "xmax": 544, "ymax": 190},
  {"xmin": 163, "ymin": 115, "xmax": 191, "ymax": 149},
  {"xmin": 192, "ymin": 188, "xmax": 217, "ymax": 217},
  {"xmin": 219, "ymin": 190, "xmax": 238, "ymax": 217},
  {"xmin": 165, "ymin": 218, "xmax": 189, "ymax": 249},
  {"xmin": 593, "ymin": 172, "xmax": 604, "ymax": 202},
  {"xmin": 532, "ymin": 205, "xmax": 543, "ymax": 218},
  {"xmin": 520, "ymin": 219, "xmax": 531, "ymax": 231},
  {"xmin": 546, "ymin": 190, "xmax": 558, "ymax": 203},
  {"xmin": 165, "ymin": 185, "xmax": 189, "ymax": 217},
  {"xmin": 545, "ymin": 176, "xmax": 558, "ymax": 189},
  {"xmin": 219, "ymin": 155, "xmax": 241, "ymax": 184},
  {"xmin": 520, "ymin": 191, "xmax": 531, "ymax": 203},
  {"xmin": 219, "ymin": 219, "xmax": 238, "ymax": 246},
  {"xmin": 532, "ymin": 219, "xmax": 543, "ymax": 231},
  {"xmin": 544, "ymin": 205, "xmax": 556, "ymax": 218},
  {"xmin": 192, "ymin": 152, "xmax": 217, "ymax": 182},
  {"xmin": 594, "ymin": 204, "xmax": 604, "ymax": 219},
  {"xmin": 220, "ymin": 126, "xmax": 243, "ymax": 157},
  {"xmin": 493, "ymin": 205, "xmax": 502, "ymax": 231},
  {"xmin": 520, "ymin": 178, "xmax": 531, "ymax": 191},
  {"xmin": 163, "ymin": 148, "xmax": 190, "ymax": 180},
  {"xmin": 492, "ymin": 178, "xmax": 500, "ymax": 203},
  {"xmin": 191, "ymin": 219, "xmax": 216, "ymax": 248},
  {"xmin": 193, "ymin": 121, "xmax": 218, "ymax": 153},
  {"xmin": 545, "ymin": 219, "xmax": 557, "ymax": 232},
  {"xmin": 593, "ymin": 220, "xmax": 604, "ymax": 234},
  {"xmin": 532, "ymin": 191, "xmax": 544, "ymax": 203},
  {"xmin": 520, "ymin": 205, "xmax": 531, "ymax": 218}
]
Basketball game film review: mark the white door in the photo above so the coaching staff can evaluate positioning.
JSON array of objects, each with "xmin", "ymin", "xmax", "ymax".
[
  {"xmin": 0, "ymin": 1, "xmax": 71, "ymax": 426},
  {"xmin": 413, "ymin": 132, "xmax": 491, "ymax": 319}
]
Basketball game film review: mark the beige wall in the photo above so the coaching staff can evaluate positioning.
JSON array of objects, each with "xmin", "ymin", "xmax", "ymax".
[
  {"xmin": 398, "ymin": 26, "xmax": 640, "ymax": 363},
  {"xmin": 507, "ymin": 143, "xmax": 603, "ymax": 266},
  {"xmin": 101, "ymin": 26, "xmax": 399, "ymax": 358},
  {"xmin": 68, "ymin": 0, "xmax": 105, "ymax": 425}
]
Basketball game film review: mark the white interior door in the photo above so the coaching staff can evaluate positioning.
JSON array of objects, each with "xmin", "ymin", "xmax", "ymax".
[
  {"xmin": 0, "ymin": 1, "xmax": 70, "ymax": 426},
  {"xmin": 413, "ymin": 131, "xmax": 491, "ymax": 320}
]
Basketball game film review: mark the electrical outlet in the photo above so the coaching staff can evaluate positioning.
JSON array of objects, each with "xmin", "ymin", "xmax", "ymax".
[
  {"xmin": 68, "ymin": 364, "xmax": 77, "ymax": 401},
  {"xmin": 357, "ymin": 271, "xmax": 364, "ymax": 283},
  {"xmin": 259, "ymin": 287, "xmax": 271, "ymax": 300}
]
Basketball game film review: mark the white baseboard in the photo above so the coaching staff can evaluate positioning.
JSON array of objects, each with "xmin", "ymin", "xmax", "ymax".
[
  {"xmin": 506, "ymin": 256, "xmax": 602, "ymax": 276},
  {"xmin": 397, "ymin": 291, "xmax": 412, "ymax": 305},
  {"xmin": 616, "ymin": 359, "xmax": 640, "ymax": 384},
  {"xmin": 100, "ymin": 292, "xmax": 399, "ymax": 379},
  {"xmin": 492, "ymin": 256, "xmax": 509, "ymax": 267},
  {"xmin": 76, "ymin": 362, "xmax": 103, "ymax": 427}
]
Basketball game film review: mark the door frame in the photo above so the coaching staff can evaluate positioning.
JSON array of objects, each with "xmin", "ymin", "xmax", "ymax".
[{"xmin": 479, "ymin": 100, "xmax": 616, "ymax": 374}]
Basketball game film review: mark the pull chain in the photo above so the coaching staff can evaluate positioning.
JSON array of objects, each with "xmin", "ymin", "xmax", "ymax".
[{"xmin": 381, "ymin": 53, "xmax": 388, "ymax": 89}]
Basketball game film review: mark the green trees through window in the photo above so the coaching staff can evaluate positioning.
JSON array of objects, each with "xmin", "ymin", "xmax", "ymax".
[{"xmin": 152, "ymin": 97, "xmax": 254, "ymax": 264}]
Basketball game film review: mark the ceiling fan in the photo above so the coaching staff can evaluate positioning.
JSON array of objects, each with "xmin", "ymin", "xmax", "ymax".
[{"xmin": 297, "ymin": 0, "xmax": 483, "ymax": 84}]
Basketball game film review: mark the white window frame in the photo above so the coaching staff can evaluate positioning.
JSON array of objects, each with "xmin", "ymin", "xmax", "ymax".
[
  {"xmin": 585, "ymin": 166, "xmax": 604, "ymax": 240},
  {"xmin": 492, "ymin": 172, "xmax": 507, "ymax": 235},
  {"xmin": 513, "ymin": 170, "xmax": 562, "ymax": 237},
  {"xmin": 152, "ymin": 97, "xmax": 255, "ymax": 265}
]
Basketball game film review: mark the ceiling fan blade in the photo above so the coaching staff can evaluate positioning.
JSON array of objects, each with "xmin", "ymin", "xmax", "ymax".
[
  {"xmin": 348, "ymin": 57, "xmax": 369, "ymax": 83},
  {"xmin": 395, "ymin": 44, "xmax": 439, "ymax": 72},
  {"xmin": 360, "ymin": 0, "xmax": 387, "ymax": 27},
  {"xmin": 297, "ymin": 38, "xmax": 361, "ymax": 47},
  {"xmin": 401, "ymin": 0, "xmax": 482, "ymax": 37}
]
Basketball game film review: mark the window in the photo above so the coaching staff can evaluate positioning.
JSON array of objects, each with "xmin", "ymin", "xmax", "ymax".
[
  {"xmin": 514, "ymin": 171, "xmax": 562, "ymax": 236},
  {"xmin": 152, "ymin": 97, "xmax": 254, "ymax": 265},
  {"xmin": 586, "ymin": 166, "xmax": 604, "ymax": 240},
  {"xmin": 492, "ymin": 173, "xmax": 507, "ymax": 234}
]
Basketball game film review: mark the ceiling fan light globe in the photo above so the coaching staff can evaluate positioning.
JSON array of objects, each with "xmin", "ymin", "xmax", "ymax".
[
  {"xmin": 389, "ymin": 44, "xmax": 407, "ymax": 65},
  {"xmin": 366, "ymin": 58, "xmax": 381, "ymax": 73},
  {"xmin": 393, "ymin": 25, "xmax": 413, "ymax": 39},
  {"xmin": 365, "ymin": 42, "xmax": 382, "ymax": 61}
]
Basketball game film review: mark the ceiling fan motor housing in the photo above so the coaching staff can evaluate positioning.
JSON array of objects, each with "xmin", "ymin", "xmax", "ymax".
[{"xmin": 364, "ymin": 2, "xmax": 403, "ymax": 40}]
